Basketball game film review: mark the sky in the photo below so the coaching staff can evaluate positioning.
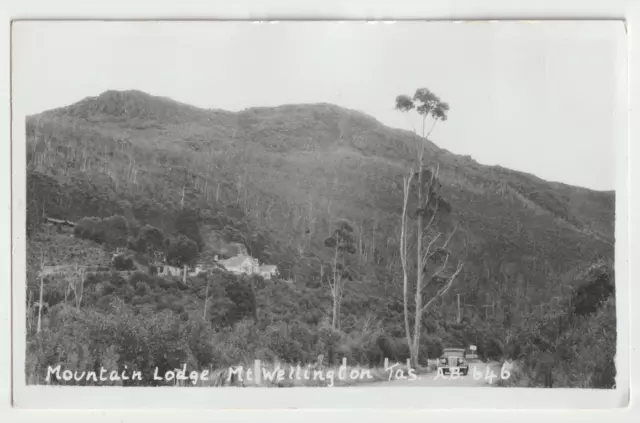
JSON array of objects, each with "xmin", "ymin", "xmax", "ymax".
[{"xmin": 12, "ymin": 21, "xmax": 626, "ymax": 191}]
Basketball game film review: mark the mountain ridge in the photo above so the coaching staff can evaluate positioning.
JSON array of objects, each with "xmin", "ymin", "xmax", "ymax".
[{"xmin": 33, "ymin": 89, "xmax": 614, "ymax": 193}]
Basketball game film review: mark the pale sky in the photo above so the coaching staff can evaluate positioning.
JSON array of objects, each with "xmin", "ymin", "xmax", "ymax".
[{"xmin": 13, "ymin": 21, "xmax": 625, "ymax": 190}]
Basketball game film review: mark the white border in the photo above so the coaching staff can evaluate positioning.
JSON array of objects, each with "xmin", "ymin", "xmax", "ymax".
[
  {"xmin": 1, "ymin": 0, "xmax": 638, "ymax": 422},
  {"xmin": 8, "ymin": 17, "xmax": 630, "ymax": 410}
]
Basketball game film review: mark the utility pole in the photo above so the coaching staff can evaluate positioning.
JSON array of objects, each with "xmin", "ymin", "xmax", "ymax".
[{"xmin": 457, "ymin": 294, "xmax": 461, "ymax": 323}]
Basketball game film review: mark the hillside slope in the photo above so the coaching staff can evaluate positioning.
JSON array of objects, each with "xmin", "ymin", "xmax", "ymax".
[{"xmin": 25, "ymin": 89, "xmax": 615, "ymax": 345}]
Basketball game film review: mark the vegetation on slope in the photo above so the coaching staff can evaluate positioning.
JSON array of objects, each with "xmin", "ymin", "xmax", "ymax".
[{"xmin": 25, "ymin": 90, "xmax": 616, "ymax": 387}]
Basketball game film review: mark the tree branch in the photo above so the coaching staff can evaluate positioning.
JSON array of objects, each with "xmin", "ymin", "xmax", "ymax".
[
  {"xmin": 426, "ymin": 252, "xmax": 450, "ymax": 282},
  {"xmin": 442, "ymin": 225, "xmax": 458, "ymax": 249},
  {"xmin": 421, "ymin": 233, "xmax": 442, "ymax": 270},
  {"xmin": 422, "ymin": 224, "xmax": 457, "ymax": 270},
  {"xmin": 425, "ymin": 119, "xmax": 438, "ymax": 139},
  {"xmin": 421, "ymin": 196, "xmax": 439, "ymax": 235},
  {"xmin": 420, "ymin": 262, "xmax": 464, "ymax": 314}
]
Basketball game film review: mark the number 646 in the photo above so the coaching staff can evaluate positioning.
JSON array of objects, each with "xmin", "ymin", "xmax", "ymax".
[{"xmin": 473, "ymin": 366, "xmax": 511, "ymax": 383}]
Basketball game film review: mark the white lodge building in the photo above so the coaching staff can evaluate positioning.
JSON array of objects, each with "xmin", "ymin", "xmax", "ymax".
[
  {"xmin": 258, "ymin": 265, "xmax": 279, "ymax": 280},
  {"xmin": 153, "ymin": 253, "xmax": 280, "ymax": 282},
  {"xmin": 158, "ymin": 262, "xmax": 208, "ymax": 278},
  {"xmin": 219, "ymin": 255, "xmax": 260, "ymax": 275},
  {"xmin": 157, "ymin": 264, "xmax": 183, "ymax": 277},
  {"xmin": 218, "ymin": 255, "xmax": 279, "ymax": 280}
]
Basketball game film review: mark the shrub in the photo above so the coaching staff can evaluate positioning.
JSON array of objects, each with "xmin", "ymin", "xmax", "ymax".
[
  {"xmin": 420, "ymin": 336, "xmax": 444, "ymax": 361},
  {"xmin": 157, "ymin": 277, "xmax": 176, "ymax": 289},
  {"xmin": 130, "ymin": 224, "xmax": 165, "ymax": 254},
  {"xmin": 113, "ymin": 254, "xmax": 135, "ymax": 271},
  {"xmin": 109, "ymin": 274, "xmax": 128, "ymax": 287},
  {"xmin": 265, "ymin": 322, "xmax": 307, "ymax": 363},
  {"xmin": 553, "ymin": 296, "xmax": 616, "ymax": 388},
  {"xmin": 129, "ymin": 271, "xmax": 153, "ymax": 286},
  {"xmin": 174, "ymin": 208, "xmax": 205, "ymax": 252},
  {"xmin": 374, "ymin": 334, "xmax": 410, "ymax": 363},
  {"xmin": 572, "ymin": 261, "xmax": 614, "ymax": 317},
  {"xmin": 74, "ymin": 215, "xmax": 132, "ymax": 249},
  {"xmin": 74, "ymin": 217, "xmax": 105, "ymax": 244},
  {"xmin": 102, "ymin": 215, "xmax": 130, "ymax": 247},
  {"xmin": 166, "ymin": 235, "xmax": 199, "ymax": 268},
  {"xmin": 223, "ymin": 278, "xmax": 257, "ymax": 325}
]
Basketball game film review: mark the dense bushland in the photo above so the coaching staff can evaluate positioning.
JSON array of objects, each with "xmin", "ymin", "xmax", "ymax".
[
  {"xmin": 499, "ymin": 260, "xmax": 616, "ymax": 388},
  {"xmin": 26, "ymin": 262, "xmax": 425, "ymax": 385}
]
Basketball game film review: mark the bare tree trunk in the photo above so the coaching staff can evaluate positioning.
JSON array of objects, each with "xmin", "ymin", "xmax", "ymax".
[
  {"xmin": 27, "ymin": 291, "xmax": 33, "ymax": 333},
  {"xmin": 411, "ymin": 124, "xmax": 426, "ymax": 366},
  {"xmin": 357, "ymin": 221, "xmax": 363, "ymax": 264},
  {"xmin": 37, "ymin": 274, "xmax": 44, "ymax": 333},
  {"xmin": 327, "ymin": 200, "xmax": 332, "ymax": 234},
  {"xmin": 243, "ymin": 169, "xmax": 249, "ymax": 213},
  {"xmin": 70, "ymin": 267, "xmax": 86, "ymax": 308},
  {"xmin": 307, "ymin": 196, "xmax": 315, "ymax": 249},
  {"xmin": 332, "ymin": 293, "xmax": 338, "ymax": 330},
  {"xmin": 400, "ymin": 171, "xmax": 415, "ymax": 355},
  {"xmin": 236, "ymin": 175, "xmax": 242, "ymax": 203},
  {"xmin": 331, "ymin": 240, "xmax": 340, "ymax": 330},
  {"xmin": 395, "ymin": 109, "xmax": 464, "ymax": 367},
  {"xmin": 203, "ymin": 276, "xmax": 210, "ymax": 319},
  {"xmin": 371, "ymin": 219, "xmax": 377, "ymax": 264}
]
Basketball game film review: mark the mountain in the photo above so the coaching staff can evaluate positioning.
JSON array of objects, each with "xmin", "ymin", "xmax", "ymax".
[{"xmin": 25, "ymin": 90, "xmax": 615, "ymax": 377}]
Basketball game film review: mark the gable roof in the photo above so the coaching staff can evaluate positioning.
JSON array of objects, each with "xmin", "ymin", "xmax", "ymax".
[{"xmin": 221, "ymin": 255, "xmax": 253, "ymax": 268}]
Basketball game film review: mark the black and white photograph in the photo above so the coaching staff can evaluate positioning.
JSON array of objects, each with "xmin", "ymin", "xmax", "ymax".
[{"xmin": 11, "ymin": 19, "xmax": 628, "ymax": 408}]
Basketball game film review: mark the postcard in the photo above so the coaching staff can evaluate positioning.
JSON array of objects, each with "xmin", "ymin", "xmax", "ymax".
[{"xmin": 10, "ymin": 19, "xmax": 629, "ymax": 409}]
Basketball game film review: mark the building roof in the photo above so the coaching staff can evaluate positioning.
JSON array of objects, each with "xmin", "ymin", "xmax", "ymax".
[
  {"xmin": 259, "ymin": 265, "xmax": 278, "ymax": 272},
  {"xmin": 161, "ymin": 264, "xmax": 182, "ymax": 270},
  {"xmin": 220, "ymin": 255, "xmax": 253, "ymax": 268},
  {"xmin": 45, "ymin": 217, "xmax": 75, "ymax": 226}
]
